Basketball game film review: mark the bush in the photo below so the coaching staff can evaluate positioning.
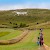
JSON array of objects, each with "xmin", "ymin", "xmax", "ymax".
[
  {"xmin": 13, "ymin": 23, "xmax": 29, "ymax": 28},
  {"xmin": 20, "ymin": 23, "xmax": 28, "ymax": 28}
]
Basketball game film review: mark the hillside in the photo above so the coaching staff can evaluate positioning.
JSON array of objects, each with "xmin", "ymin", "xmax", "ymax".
[
  {"xmin": 0, "ymin": 9, "xmax": 50, "ymax": 29},
  {"xmin": 0, "ymin": 9, "xmax": 50, "ymax": 50}
]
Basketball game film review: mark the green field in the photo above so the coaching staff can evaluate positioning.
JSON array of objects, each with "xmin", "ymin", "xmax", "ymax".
[
  {"xmin": 0, "ymin": 9, "xmax": 50, "ymax": 50},
  {"xmin": 0, "ymin": 30, "xmax": 39, "ymax": 50},
  {"xmin": 0, "ymin": 28, "xmax": 23, "ymax": 40},
  {"xmin": 0, "ymin": 32, "xmax": 10, "ymax": 37},
  {"xmin": 43, "ymin": 29, "xmax": 50, "ymax": 46},
  {"xmin": 0, "ymin": 29, "xmax": 50, "ymax": 50}
]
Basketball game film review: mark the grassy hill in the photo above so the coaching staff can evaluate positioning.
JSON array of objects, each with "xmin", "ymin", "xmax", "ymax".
[{"xmin": 0, "ymin": 9, "xmax": 50, "ymax": 29}]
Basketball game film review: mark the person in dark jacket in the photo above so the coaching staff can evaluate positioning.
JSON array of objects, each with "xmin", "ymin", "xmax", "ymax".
[{"xmin": 39, "ymin": 35, "xmax": 44, "ymax": 46}]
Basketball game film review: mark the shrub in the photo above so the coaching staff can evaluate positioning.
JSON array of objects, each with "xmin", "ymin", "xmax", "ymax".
[{"xmin": 20, "ymin": 23, "xmax": 27, "ymax": 28}]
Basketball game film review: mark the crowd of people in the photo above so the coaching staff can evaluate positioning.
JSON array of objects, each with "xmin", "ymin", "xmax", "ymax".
[{"xmin": 37, "ymin": 28, "xmax": 44, "ymax": 46}]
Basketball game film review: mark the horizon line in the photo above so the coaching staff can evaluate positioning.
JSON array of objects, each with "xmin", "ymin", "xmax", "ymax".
[{"xmin": 0, "ymin": 8, "xmax": 50, "ymax": 11}]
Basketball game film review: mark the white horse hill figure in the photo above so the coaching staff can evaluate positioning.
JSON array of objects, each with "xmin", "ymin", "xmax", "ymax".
[{"xmin": 16, "ymin": 12, "xmax": 27, "ymax": 16}]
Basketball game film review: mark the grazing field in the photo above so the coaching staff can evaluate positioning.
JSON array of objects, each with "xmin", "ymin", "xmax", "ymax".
[
  {"xmin": 0, "ymin": 28, "xmax": 23, "ymax": 40},
  {"xmin": 0, "ymin": 30, "xmax": 39, "ymax": 50}
]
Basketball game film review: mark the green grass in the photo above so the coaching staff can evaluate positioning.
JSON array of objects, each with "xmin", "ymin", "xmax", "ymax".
[
  {"xmin": 0, "ymin": 29, "xmax": 50, "ymax": 50},
  {"xmin": 0, "ymin": 32, "xmax": 10, "ymax": 37},
  {"xmin": 0, "ymin": 28, "xmax": 23, "ymax": 40},
  {"xmin": 0, "ymin": 30, "xmax": 39, "ymax": 50},
  {"xmin": 43, "ymin": 29, "xmax": 50, "ymax": 47}
]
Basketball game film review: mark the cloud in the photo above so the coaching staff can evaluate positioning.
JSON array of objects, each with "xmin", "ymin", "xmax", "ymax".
[{"xmin": 0, "ymin": 2, "xmax": 50, "ymax": 10}]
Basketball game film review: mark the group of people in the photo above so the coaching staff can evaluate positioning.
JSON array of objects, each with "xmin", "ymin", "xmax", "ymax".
[{"xmin": 37, "ymin": 28, "xmax": 44, "ymax": 46}]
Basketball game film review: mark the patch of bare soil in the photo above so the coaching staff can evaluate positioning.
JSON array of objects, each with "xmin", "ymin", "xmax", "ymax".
[{"xmin": 43, "ymin": 44, "xmax": 50, "ymax": 50}]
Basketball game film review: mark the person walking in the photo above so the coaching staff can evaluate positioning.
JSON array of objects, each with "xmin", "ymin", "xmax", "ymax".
[
  {"xmin": 39, "ymin": 36, "xmax": 44, "ymax": 46},
  {"xmin": 37, "ymin": 37, "xmax": 40, "ymax": 45},
  {"xmin": 39, "ymin": 28, "xmax": 44, "ymax": 46},
  {"xmin": 37, "ymin": 28, "xmax": 44, "ymax": 46},
  {"xmin": 39, "ymin": 32, "xmax": 44, "ymax": 46}
]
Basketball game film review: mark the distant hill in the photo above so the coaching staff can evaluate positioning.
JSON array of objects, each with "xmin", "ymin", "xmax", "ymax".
[{"xmin": 0, "ymin": 9, "xmax": 50, "ymax": 29}]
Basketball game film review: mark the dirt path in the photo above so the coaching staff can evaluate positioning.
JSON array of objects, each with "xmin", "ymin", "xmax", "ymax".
[
  {"xmin": 43, "ymin": 44, "xmax": 50, "ymax": 50},
  {"xmin": 19, "ymin": 31, "xmax": 31, "ymax": 43},
  {"xmin": 0, "ymin": 30, "xmax": 29, "ymax": 45},
  {"xmin": 20, "ymin": 30, "xmax": 37, "ymax": 43},
  {"xmin": 38, "ymin": 44, "xmax": 50, "ymax": 50},
  {"xmin": 38, "ymin": 46, "xmax": 46, "ymax": 50}
]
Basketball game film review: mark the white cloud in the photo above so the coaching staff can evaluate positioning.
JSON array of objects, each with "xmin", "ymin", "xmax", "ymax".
[{"xmin": 0, "ymin": 2, "xmax": 50, "ymax": 10}]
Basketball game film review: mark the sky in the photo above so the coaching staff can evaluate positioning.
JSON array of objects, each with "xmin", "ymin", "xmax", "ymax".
[{"xmin": 0, "ymin": 0, "xmax": 50, "ymax": 10}]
